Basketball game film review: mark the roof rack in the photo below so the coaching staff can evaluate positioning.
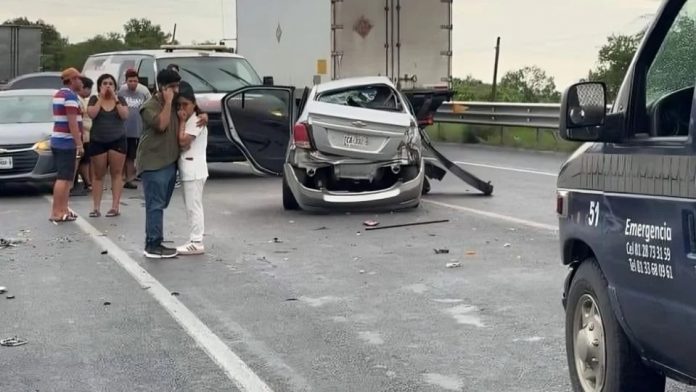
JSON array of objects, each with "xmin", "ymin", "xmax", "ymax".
[{"xmin": 160, "ymin": 44, "xmax": 235, "ymax": 53}]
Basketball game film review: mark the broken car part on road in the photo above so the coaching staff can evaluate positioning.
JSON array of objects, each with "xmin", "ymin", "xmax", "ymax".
[
  {"xmin": 364, "ymin": 219, "xmax": 450, "ymax": 231},
  {"xmin": 0, "ymin": 337, "xmax": 28, "ymax": 347}
]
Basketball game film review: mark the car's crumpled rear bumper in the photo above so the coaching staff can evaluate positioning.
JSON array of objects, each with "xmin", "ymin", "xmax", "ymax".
[{"xmin": 284, "ymin": 160, "xmax": 424, "ymax": 211}]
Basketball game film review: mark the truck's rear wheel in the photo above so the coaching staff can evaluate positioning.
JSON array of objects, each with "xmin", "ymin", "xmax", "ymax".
[
  {"xmin": 566, "ymin": 259, "xmax": 665, "ymax": 392},
  {"xmin": 282, "ymin": 175, "xmax": 300, "ymax": 210}
]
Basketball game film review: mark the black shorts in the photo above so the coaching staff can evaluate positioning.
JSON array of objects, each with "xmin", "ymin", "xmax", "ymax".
[
  {"xmin": 89, "ymin": 136, "xmax": 127, "ymax": 156},
  {"xmin": 51, "ymin": 147, "xmax": 77, "ymax": 181},
  {"xmin": 126, "ymin": 137, "xmax": 139, "ymax": 160},
  {"xmin": 78, "ymin": 142, "xmax": 91, "ymax": 164}
]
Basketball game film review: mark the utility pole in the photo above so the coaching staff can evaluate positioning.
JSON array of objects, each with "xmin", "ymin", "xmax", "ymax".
[{"xmin": 491, "ymin": 36, "xmax": 501, "ymax": 101}]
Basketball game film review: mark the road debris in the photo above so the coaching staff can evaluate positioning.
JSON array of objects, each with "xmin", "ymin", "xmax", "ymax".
[
  {"xmin": 434, "ymin": 248, "xmax": 450, "ymax": 255},
  {"xmin": 363, "ymin": 220, "xmax": 379, "ymax": 227},
  {"xmin": 0, "ymin": 238, "xmax": 27, "ymax": 248},
  {"xmin": 0, "ymin": 337, "xmax": 27, "ymax": 347},
  {"xmin": 365, "ymin": 219, "xmax": 449, "ymax": 231},
  {"xmin": 446, "ymin": 262, "xmax": 462, "ymax": 268}
]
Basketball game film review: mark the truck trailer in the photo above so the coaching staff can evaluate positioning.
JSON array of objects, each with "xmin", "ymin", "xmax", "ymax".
[
  {"xmin": 235, "ymin": 0, "xmax": 452, "ymax": 91},
  {"xmin": 0, "ymin": 25, "xmax": 42, "ymax": 84}
]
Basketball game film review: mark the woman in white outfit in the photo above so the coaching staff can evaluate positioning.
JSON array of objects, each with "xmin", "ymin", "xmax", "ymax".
[{"xmin": 175, "ymin": 81, "xmax": 208, "ymax": 255}]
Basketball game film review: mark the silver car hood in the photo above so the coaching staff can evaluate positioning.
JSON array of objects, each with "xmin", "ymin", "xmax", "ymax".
[{"xmin": 0, "ymin": 122, "xmax": 53, "ymax": 146}]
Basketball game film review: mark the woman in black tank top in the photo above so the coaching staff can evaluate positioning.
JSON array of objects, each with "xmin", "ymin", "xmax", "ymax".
[{"xmin": 86, "ymin": 73, "xmax": 129, "ymax": 218}]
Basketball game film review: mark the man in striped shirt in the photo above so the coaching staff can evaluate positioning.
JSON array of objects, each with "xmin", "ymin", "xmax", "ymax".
[{"xmin": 50, "ymin": 67, "xmax": 85, "ymax": 223}]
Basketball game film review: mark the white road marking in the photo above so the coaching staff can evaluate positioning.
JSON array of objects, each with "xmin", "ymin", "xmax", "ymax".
[
  {"xmin": 423, "ymin": 199, "xmax": 557, "ymax": 232},
  {"xmin": 424, "ymin": 157, "xmax": 557, "ymax": 177},
  {"xmin": 453, "ymin": 161, "xmax": 557, "ymax": 177},
  {"xmin": 46, "ymin": 197, "xmax": 273, "ymax": 392}
]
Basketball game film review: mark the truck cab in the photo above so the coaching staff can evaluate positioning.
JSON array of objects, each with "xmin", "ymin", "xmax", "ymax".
[{"xmin": 557, "ymin": 0, "xmax": 696, "ymax": 390}]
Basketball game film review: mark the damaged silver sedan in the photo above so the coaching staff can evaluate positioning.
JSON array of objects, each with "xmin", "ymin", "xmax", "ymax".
[
  {"xmin": 222, "ymin": 76, "xmax": 491, "ymax": 211},
  {"xmin": 222, "ymin": 77, "xmax": 424, "ymax": 211},
  {"xmin": 284, "ymin": 77, "xmax": 425, "ymax": 210}
]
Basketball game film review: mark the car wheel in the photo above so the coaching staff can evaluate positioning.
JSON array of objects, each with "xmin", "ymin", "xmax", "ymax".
[
  {"xmin": 282, "ymin": 175, "xmax": 300, "ymax": 210},
  {"xmin": 422, "ymin": 178, "xmax": 431, "ymax": 195},
  {"xmin": 566, "ymin": 259, "xmax": 665, "ymax": 392}
]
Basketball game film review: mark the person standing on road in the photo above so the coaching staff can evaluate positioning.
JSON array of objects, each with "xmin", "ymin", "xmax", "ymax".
[
  {"xmin": 86, "ymin": 73, "xmax": 129, "ymax": 218},
  {"xmin": 72, "ymin": 76, "xmax": 94, "ymax": 196},
  {"xmin": 119, "ymin": 68, "xmax": 151, "ymax": 190},
  {"xmin": 137, "ymin": 69, "xmax": 209, "ymax": 259},
  {"xmin": 174, "ymin": 81, "xmax": 208, "ymax": 255},
  {"xmin": 49, "ymin": 67, "xmax": 84, "ymax": 223}
]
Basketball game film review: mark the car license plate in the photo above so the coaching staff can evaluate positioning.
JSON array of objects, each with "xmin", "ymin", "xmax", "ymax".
[
  {"xmin": 343, "ymin": 134, "xmax": 369, "ymax": 148},
  {"xmin": 0, "ymin": 156, "xmax": 13, "ymax": 170}
]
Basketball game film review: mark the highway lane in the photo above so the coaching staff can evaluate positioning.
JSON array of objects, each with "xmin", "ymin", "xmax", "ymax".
[{"xmin": 1, "ymin": 144, "xmax": 692, "ymax": 391}]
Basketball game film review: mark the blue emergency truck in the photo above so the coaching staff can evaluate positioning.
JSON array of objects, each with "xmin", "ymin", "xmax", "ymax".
[{"xmin": 557, "ymin": 0, "xmax": 696, "ymax": 390}]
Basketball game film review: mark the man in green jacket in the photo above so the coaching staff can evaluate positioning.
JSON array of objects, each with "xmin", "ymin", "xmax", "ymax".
[{"xmin": 136, "ymin": 68, "xmax": 208, "ymax": 258}]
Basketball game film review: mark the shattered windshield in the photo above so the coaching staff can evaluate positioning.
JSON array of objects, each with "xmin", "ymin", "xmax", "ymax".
[
  {"xmin": 316, "ymin": 84, "xmax": 404, "ymax": 112},
  {"xmin": 158, "ymin": 57, "xmax": 262, "ymax": 93}
]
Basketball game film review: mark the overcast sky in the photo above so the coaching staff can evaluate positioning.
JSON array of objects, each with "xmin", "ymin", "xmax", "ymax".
[{"xmin": 2, "ymin": 0, "xmax": 663, "ymax": 88}]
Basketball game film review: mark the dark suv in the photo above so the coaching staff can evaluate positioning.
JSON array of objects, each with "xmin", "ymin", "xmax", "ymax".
[{"xmin": 556, "ymin": 0, "xmax": 696, "ymax": 390}]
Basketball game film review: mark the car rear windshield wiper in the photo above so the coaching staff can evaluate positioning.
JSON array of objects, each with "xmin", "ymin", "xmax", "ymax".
[
  {"xmin": 180, "ymin": 67, "xmax": 219, "ymax": 93},
  {"xmin": 217, "ymin": 68, "xmax": 251, "ymax": 86}
]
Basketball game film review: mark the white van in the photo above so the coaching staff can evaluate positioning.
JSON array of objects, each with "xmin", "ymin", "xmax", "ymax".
[{"xmin": 81, "ymin": 45, "xmax": 269, "ymax": 163}]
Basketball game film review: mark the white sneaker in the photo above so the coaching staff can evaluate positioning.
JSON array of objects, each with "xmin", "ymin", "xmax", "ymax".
[{"xmin": 176, "ymin": 242, "xmax": 205, "ymax": 255}]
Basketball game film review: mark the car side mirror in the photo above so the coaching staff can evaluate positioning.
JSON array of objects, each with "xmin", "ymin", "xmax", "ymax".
[
  {"xmin": 560, "ymin": 82, "xmax": 609, "ymax": 141},
  {"xmin": 263, "ymin": 76, "xmax": 274, "ymax": 86}
]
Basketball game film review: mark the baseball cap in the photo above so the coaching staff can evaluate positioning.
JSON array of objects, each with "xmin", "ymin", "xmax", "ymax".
[{"xmin": 61, "ymin": 67, "xmax": 82, "ymax": 81}]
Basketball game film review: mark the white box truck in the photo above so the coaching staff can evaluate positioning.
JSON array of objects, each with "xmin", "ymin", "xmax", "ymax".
[{"xmin": 235, "ymin": 0, "xmax": 454, "ymax": 123}]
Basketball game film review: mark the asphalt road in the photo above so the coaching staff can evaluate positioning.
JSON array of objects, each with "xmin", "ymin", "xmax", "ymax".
[{"xmin": 0, "ymin": 143, "xmax": 693, "ymax": 392}]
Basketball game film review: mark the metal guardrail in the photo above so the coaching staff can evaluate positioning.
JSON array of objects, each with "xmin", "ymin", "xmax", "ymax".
[{"xmin": 435, "ymin": 101, "xmax": 562, "ymax": 129}]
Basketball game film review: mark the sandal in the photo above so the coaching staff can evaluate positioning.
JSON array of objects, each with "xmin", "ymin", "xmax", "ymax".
[
  {"xmin": 49, "ymin": 213, "xmax": 77, "ymax": 223},
  {"xmin": 106, "ymin": 209, "xmax": 120, "ymax": 218},
  {"xmin": 89, "ymin": 210, "xmax": 101, "ymax": 218}
]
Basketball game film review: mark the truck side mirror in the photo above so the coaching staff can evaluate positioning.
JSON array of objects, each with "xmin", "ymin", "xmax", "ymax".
[
  {"xmin": 263, "ymin": 76, "xmax": 274, "ymax": 86},
  {"xmin": 559, "ymin": 82, "xmax": 609, "ymax": 142}
]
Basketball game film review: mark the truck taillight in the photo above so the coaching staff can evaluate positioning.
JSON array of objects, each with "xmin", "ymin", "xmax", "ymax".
[
  {"xmin": 293, "ymin": 122, "xmax": 312, "ymax": 149},
  {"xmin": 556, "ymin": 191, "xmax": 568, "ymax": 217}
]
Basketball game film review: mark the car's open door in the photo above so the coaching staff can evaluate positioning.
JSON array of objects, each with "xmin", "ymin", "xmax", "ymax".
[{"xmin": 221, "ymin": 86, "xmax": 295, "ymax": 175}]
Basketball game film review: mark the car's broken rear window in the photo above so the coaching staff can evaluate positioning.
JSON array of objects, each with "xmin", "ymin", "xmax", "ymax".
[{"xmin": 316, "ymin": 85, "xmax": 402, "ymax": 112}]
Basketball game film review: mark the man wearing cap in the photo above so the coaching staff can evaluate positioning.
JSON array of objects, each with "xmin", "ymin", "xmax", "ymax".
[
  {"xmin": 137, "ymin": 68, "xmax": 208, "ymax": 258},
  {"xmin": 50, "ymin": 67, "xmax": 84, "ymax": 222}
]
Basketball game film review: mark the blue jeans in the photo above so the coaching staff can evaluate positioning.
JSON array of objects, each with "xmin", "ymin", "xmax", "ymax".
[{"xmin": 141, "ymin": 163, "xmax": 177, "ymax": 248}]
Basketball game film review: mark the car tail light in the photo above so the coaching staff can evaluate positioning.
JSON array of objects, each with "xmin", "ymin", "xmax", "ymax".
[
  {"xmin": 293, "ymin": 122, "xmax": 312, "ymax": 149},
  {"xmin": 556, "ymin": 191, "xmax": 568, "ymax": 217},
  {"xmin": 419, "ymin": 114, "xmax": 434, "ymax": 126}
]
